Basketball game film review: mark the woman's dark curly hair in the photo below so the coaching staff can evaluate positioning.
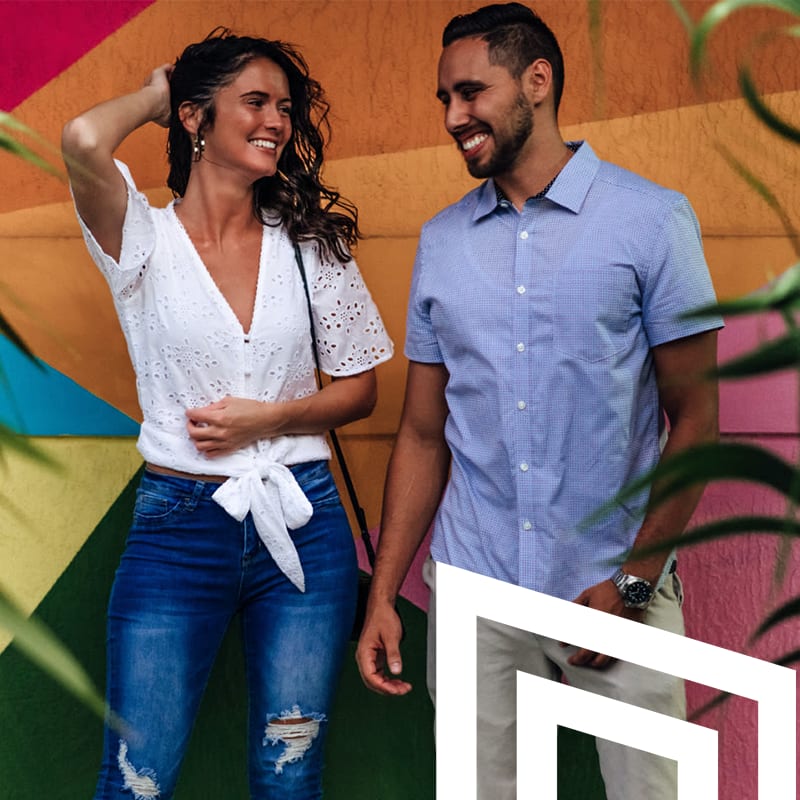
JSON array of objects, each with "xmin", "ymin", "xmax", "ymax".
[{"xmin": 167, "ymin": 29, "xmax": 359, "ymax": 262}]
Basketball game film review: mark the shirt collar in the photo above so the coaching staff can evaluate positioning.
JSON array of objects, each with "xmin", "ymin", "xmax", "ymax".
[{"xmin": 472, "ymin": 140, "xmax": 599, "ymax": 221}]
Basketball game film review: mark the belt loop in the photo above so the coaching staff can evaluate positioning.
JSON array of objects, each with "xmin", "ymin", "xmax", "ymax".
[{"xmin": 185, "ymin": 479, "xmax": 205, "ymax": 511}]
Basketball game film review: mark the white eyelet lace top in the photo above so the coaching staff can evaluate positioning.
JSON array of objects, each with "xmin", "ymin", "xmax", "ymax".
[{"xmin": 74, "ymin": 161, "xmax": 393, "ymax": 591}]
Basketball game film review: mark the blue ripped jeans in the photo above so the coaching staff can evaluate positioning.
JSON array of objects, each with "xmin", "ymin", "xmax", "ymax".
[{"xmin": 94, "ymin": 461, "xmax": 357, "ymax": 800}]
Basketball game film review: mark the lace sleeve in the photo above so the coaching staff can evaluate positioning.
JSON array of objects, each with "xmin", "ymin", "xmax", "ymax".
[
  {"xmin": 306, "ymin": 243, "xmax": 394, "ymax": 376},
  {"xmin": 73, "ymin": 160, "xmax": 156, "ymax": 301}
]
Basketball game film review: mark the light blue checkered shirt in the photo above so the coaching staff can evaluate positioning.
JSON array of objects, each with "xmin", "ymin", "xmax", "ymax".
[{"xmin": 406, "ymin": 141, "xmax": 722, "ymax": 601}]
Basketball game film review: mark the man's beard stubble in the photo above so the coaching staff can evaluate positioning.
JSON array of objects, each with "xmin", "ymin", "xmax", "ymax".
[{"xmin": 466, "ymin": 92, "xmax": 534, "ymax": 180}]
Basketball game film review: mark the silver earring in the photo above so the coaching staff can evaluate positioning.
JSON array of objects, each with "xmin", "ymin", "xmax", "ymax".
[{"xmin": 192, "ymin": 133, "xmax": 205, "ymax": 162}]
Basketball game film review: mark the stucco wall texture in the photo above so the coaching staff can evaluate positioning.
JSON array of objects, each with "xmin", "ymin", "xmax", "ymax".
[{"xmin": 1, "ymin": 1, "xmax": 799, "ymax": 798}]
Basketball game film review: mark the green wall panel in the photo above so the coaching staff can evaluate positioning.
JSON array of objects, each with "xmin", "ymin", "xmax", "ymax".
[{"xmin": 0, "ymin": 467, "xmax": 606, "ymax": 798}]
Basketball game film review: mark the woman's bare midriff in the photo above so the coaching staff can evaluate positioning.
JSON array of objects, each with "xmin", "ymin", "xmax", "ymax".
[{"xmin": 146, "ymin": 463, "xmax": 230, "ymax": 483}]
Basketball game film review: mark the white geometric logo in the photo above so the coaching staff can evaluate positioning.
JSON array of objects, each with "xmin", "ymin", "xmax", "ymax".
[{"xmin": 435, "ymin": 563, "xmax": 796, "ymax": 799}]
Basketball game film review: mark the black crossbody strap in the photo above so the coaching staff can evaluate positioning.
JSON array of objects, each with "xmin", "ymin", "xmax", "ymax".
[{"xmin": 293, "ymin": 244, "xmax": 377, "ymax": 568}]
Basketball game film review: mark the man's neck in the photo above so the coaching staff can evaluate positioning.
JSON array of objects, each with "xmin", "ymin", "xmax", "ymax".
[{"xmin": 494, "ymin": 137, "xmax": 574, "ymax": 211}]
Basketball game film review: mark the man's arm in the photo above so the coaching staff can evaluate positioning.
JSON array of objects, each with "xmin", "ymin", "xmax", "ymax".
[
  {"xmin": 356, "ymin": 360, "xmax": 451, "ymax": 694},
  {"xmin": 568, "ymin": 329, "xmax": 719, "ymax": 668}
]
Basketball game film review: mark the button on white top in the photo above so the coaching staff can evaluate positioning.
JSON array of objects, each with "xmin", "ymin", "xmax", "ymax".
[
  {"xmin": 517, "ymin": 401, "xmax": 527, "ymax": 410},
  {"xmin": 520, "ymin": 462, "xmax": 529, "ymax": 472},
  {"xmin": 522, "ymin": 520, "xmax": 532, "ymax": 531},
  {"xmin": 516, "ymin": 342, "xmax": 525, "ymax": 352},
  {"xmin": 520, "ymin": 231, "xmax": 529, "ymax": 240},
  {"xmin": 517, "ymin": 285, "xmax": 526, "ymax": 295}
]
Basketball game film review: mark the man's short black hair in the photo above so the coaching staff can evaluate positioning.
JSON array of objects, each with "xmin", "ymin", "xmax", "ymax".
[{"xmin": 442, "ymin": 3, "xmax": 565, "ymax": 113}]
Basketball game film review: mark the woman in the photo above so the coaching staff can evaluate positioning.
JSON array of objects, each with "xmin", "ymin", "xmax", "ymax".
[{"xmin": 62, "ymin": 30, "xmax": 392, "ymax": 799}]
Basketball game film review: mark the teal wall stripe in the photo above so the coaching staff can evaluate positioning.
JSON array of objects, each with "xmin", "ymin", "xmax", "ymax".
[{"xmin": 0, "ymin": 335, "xmax": 139, "ymax": 435}]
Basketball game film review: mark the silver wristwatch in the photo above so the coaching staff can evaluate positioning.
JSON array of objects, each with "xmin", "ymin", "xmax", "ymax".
[{"xmin": 611, "ymin": 569, "xmax": 654, "ymax": 609}]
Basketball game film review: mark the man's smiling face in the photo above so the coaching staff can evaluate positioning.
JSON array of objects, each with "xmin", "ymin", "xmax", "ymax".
[{"xmin": 437, "ymin": 36, "xmax": 534, "ymax": 181}]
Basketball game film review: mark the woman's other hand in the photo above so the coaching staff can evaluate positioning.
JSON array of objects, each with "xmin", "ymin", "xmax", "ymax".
[
  {"xmin": 186, "ymin": 396, "xmax": 279, "ymax": 457},
  {"xmin": 186, "ymin": 372, "xmax": 377, "ymax": 457}
]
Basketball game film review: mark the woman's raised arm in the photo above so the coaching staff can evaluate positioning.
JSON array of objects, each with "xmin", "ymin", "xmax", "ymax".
[{"xmin": 61, "ymin": 64, "xmax": 173, "ymax": 260}]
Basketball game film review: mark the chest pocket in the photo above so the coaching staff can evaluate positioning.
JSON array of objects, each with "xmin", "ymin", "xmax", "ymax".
[{"xmin": 552, "ymin": 263, "xmax": 637, "ymax": 363}]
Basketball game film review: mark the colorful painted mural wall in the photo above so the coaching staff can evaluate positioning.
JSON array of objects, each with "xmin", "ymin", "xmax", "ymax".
[{"xmin": 0, "ymin": 1, "xmax": 798, "ymax": 798}]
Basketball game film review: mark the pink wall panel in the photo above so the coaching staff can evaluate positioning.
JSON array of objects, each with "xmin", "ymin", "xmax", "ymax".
[
  {"xmin": 684, "ymin": 435, "xmax": 800, "ymax": 800},
  {"xmin": 719, "ymin": 314, "xmax": 800, "ymax": 434},
  {"xmin": 0, "ymin": 1, "xmax": 154, "ymax": 110}
]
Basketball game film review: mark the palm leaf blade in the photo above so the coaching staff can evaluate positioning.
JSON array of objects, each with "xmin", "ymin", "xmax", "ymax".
[
  {"xmin": 712, "ymin": 330, "xmax": 800, "ymax": 379},
  {"xmin": 586, "ymin": 443, "xmax": 796, "ymax": 529},
  {"xmin": 629, "ymin": 515, "xmax": 800, "ymax": 560},
  {"xmin": 0, "ymin": 590, "xmax": 106, "ymax": 719},
  {"xmin": 751, "ymin": 596, "xmax": 800, "ymax": 641},
  {"xmin": 0, "ymin": 131, "xmax": 62, "ymax": 179},
  {"xmin": 684, "ymin": 263, "xmax": 800, "ymax": 318},
  {"xmin": 0, "ymin": 312, "xmax": 41, "ymax": 367},
  {"xmin": 740, "ymin": 64, "xmax": 800, "ymax": 145},
  {"xmin": 0, "ymin": 423, "xmax": 61, "ymax": 468},
  {"xmin": 690, "ymin": 0, "xmax": 800, "ymax": 80}
]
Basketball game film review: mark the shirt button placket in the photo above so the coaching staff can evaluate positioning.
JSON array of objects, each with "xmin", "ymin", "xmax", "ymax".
[
  {"xmin": 243, "ymin": 335, "xmax": 253, "ymax": 390},
  {"xmin": 516, "ymin": 224, "xmax": 534, "ymax": 555}
]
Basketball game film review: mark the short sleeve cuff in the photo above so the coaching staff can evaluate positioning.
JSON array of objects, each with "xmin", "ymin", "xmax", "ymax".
[
  {"xmin": 73, "ymin": 160, "xmax": 155, "ymax": 299},
  {"xmin": 646, "ymin": 315, "xmax": 723, "ymax": 348}
]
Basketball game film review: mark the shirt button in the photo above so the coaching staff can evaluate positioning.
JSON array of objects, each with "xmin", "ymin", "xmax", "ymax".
[
  {"xmin": 517, "ymin": 401, "xmax": 527, "ymax": 410},
  {"xmin": 520, "ymin": 462, "xmax": 529, "ymax": 472},
  {"xmin": 516, "ymin": 342, "xmax": 525, "ymax": 352},
  {"xmin": 522, "ymin": 520, "xmax": 532, "ymax": 531},
  {"xmin": 517, "ymin": 285, "xmax": 526, "ymax": 295},
  {"xmin": 520, "ymin": 231, "xmax": 529, "ymax": 240}
]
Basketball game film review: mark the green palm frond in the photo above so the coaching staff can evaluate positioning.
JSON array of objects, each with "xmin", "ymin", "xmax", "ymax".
[
  {"xmin": 711, "ymin": 328, "xmax": 800, "ymax": 379},
  {"xmin": 738, "ymin": 24, "xmax": 800, "ymax": 146},
  {"xmin": 0, "ymin": 588, "xmax": 108, "ymax": 722},
  {"xmin": 715, "ymin": 143, "xmax": 800, "ymax": 256},
  {"xmin": 684, "ymin": 263, "xmax": 800, "ymax": 318},
  {"xmin": 0, "ymin": 111, "xmax": 65, "ymax": 179},
  {"xmin": 0, "ymin": 311, "xmax": 41, "ymax": 367},
  {"xmin": 628, "ymin": 516, "xmax": 800, "ymax": 561},
  {"xmin": 0, "ymin": 422, "xmax": 61, "ymax": 469},
  {"xmin": 584, "ymin": 442, "xmax": 797, "ymax": 530},
  {"xmin": 688, "ymin": 0, "xmax": 800, "ymax": 81},
  {"xmin": 751, "ymin": 596, "xmax": 800, "ymax": 641},
  {"xmin": 689, "ymin": 690, "xmax": 731, "ymax": 721}
]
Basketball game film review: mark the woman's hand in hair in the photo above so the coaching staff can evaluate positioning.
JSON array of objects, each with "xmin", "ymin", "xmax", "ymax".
[
  {"xmin": 63, "ymin": 61, "xmax": 176, "ymax": 261},
  {"xmin": 143, "ymin": 63, "xmax": 174, "ymax": 128}
]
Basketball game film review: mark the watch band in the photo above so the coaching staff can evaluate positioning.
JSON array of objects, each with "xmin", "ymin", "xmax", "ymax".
[{"xmin": 611, "ymin": 568, "xmax": 654, "ymax": 609}]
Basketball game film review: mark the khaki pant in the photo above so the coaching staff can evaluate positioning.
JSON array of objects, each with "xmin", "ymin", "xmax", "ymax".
[{"xmin": 424, "ymin": 559, "xmax": 686, "ymax": 800}]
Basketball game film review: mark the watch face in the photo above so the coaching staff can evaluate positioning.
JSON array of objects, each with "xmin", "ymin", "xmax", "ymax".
[{"xmin": 625, "ymin": 581, "xmax": 653, "ymax": 605}]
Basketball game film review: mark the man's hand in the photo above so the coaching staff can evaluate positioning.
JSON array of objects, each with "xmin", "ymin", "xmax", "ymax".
[
  {"xmin": 356, "ymin": 601, "xmax": 412, "ymax": 695},
  {"xmin": 563, "ymin": 579, "xmax": 646, "ymax": 669}
]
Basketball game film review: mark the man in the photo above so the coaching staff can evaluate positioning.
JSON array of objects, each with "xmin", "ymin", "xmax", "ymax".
[{"xmin": 356, "ymin": 4, "xmax": 721, "ymax": 798}]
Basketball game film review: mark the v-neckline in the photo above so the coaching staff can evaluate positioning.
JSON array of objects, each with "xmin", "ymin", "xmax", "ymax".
[{"xmin": 169, "ymin": 202, "xmax": 265, "ymax": 338}]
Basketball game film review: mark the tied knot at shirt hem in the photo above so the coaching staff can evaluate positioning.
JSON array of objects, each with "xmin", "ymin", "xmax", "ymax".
[{"xmin": 211, "ymin": 463, "xmax": 312, "ymax": 592}]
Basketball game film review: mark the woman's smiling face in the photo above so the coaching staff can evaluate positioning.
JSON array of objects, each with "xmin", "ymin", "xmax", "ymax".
[{"xmin": 199, "ymin": 57, "xmax": 293, "ymax": 182}]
